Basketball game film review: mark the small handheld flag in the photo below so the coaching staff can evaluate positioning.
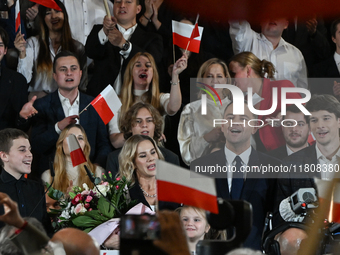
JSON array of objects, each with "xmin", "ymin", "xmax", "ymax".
[
  {"xmin": 15, "ymin": 0, "xmax": 21, "ymax": 33},
  {"xmin": 67, "ymin": 134, "xmax": 86, "ymax": 167},
  {"xmin": 29, "ymin": 0, "xmax": 62, "ymax": 11}
]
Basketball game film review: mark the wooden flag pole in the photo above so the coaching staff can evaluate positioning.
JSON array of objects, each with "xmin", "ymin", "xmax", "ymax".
[
  {"xmin": 103, "ymin": 0, "xmax": 111, "ymax": 19},
  {"xmin": 79, "ymin": 103, "xmax": 91, "ymax": 115}
]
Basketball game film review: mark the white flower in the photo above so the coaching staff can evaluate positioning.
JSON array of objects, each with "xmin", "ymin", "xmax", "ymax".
[
  {"xmin": 94, "ymin": 183, "xmax": 110, "ymax": 197},
  {"xmin": 83, "ymin": 183, "xmax": 90, "ymax": 191},
  {"xmin": 74, "ymin": 203, "xmax": 87, "ymax": 215},
  {"xmin": 60, "ymin": 209, "xmax": 71, "ymax": 220}
]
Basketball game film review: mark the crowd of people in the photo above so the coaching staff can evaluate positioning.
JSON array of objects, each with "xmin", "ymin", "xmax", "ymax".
[{"xmin": 1, "ymin": 0, "xmax": 340, "ymax": 254}]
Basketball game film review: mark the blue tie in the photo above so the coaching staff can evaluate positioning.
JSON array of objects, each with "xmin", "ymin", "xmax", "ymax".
[{"xmin": 231, "ymin": 156, "xmax": 243, "ymax": 199}]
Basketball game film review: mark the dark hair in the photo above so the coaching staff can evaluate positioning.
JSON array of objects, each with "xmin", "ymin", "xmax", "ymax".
[
  {"xmin": 114, "ymin": 0, "xmax": 140, "ymax": 5},
  {"xmin": 37, "ymin": 0, "xmax": 76, "ymax": 74},
  {"xmin": 282, "ymin": 104, "xmax": 309, "ymax": 122},
  {"xmin": 331, "ymin": 19, "xmax": 340, "ymax": 39},
  {"xmin": 53, "ymin": 50, "xmax": 81, "ymax": 73},
  {"xmin": 223, "ymin": 100, "xmax": 255, "ymax": 118},
  {"xmin": 229, "ymin": 51, "xmax": 276, "ymax": 78},
  {"xmin": 306, "ymin": 94, "xmax": 340, "ymax": 121},
  {"xmin": 119, "ymin": 102, "xmax": 163, "ymax": 143},
  {"xmin": 0, "ymin": 26, "xmax": 9, "ymax": 49},
  {"xmin": 0, "ymin": 129, "xmax": 28, "ymax": 167}
]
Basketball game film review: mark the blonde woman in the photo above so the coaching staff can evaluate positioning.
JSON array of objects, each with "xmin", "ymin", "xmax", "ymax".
[
  {"xmin": 108, "ymin": 52, "xmax": 187, "ymax": 148},
  {"xmin": 41, "ymin": 124, "xmax": 103, "ymax": 194},
  {"xmin": 178, "ymin": 58, "xmax": 232, "ymax": 165}
]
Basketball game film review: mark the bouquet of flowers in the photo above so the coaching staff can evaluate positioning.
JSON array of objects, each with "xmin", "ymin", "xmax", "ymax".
[{"xmin": 48, "ymin": 172, "xmax": 137, "ymax": 233}]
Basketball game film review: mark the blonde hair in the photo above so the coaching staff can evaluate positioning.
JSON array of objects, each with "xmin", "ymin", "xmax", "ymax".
[
  {"xmin": 118, "ymin": 135, "xmax": 164, "ymax": 185},
  {"xmin": 120, "ymin": 52, "xmax": 164, "ymax": 123},
  {"xmin": 230, "ymin": 51, "xmax": 276, "ymax": 78},
  {"xmin": 51, "ymin": 124, "xmax": 96, "ymax": 194},
  {"xmin": 197, "ymin": 58, "xmax": 231, "ymax": 99}
]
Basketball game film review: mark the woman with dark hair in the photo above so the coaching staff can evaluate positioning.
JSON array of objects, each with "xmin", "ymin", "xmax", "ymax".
[
  {"xmin": 108, "ymin": 52, "xmax": 187, "ymax": 148},
  {"xmin": 229, "ymin": 51, "xmax": 302, "ymax": 152},
  {"xmin": 14, "ymin": 0, "xmax": 87, "ymax": 100}
]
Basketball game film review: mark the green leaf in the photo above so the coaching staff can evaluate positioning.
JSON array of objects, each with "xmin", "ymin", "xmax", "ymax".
[
  {"xmin": 83, "ymin": 227, "xmax": 93, "ymax": 233},
  {"xmin": 72, "ymin": 216, "xmax": 101, "ymax": 227},
  {"xmin": 69, "ymin": 192, "xmax": 76, "ymax": 199},
  {"xmin": 85, "ymin": 210, "xmax": 110, "ymax": 221},
  {"xmin": 97, "ymin": 197, "xmax": 115, "ymax": 218}
]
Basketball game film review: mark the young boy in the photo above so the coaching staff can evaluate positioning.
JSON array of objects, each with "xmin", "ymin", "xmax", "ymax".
[{"xmin": 0, "ymin": 128, "xmax": 52, "ymax": 234}]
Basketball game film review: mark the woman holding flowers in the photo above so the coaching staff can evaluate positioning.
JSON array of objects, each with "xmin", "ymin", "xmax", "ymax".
[{"xmin": 42, "ymin": 124, "xmax": 103, "ymax": 194}]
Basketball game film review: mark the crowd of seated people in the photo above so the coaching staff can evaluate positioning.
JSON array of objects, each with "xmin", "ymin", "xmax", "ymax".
[{"xmin": 2, "ymin": 0, "xmax": 340, "ymax": 253}]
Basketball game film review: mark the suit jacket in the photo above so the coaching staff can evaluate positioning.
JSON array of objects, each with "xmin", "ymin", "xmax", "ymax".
[
  {"xmin": 191, "ymin": 148, "xmax": 280, "ymax": 250},
  {"xmin": 85, "ymin": 24, "xmax": 163, "ymax": 97},
  {"xmin": 106, "ymin": 146, "xmax": 180, "ymax": 177},
  {"xmin": 311, "ymin": 56, "xmax": 340, "ymax": 96},
  {"xmin": 30, "ymin": 91, "xmax": 112, "ymax": 176},
  {"xmin": 274, "ymin": 144, "xmax": 318, "ymax": 226},
  {"xmin": 0, "ymin": 67, "xmax": 28, "ymax": 130},
  {"xmin": 266, "ymin": 145, "xmax": 288, "ymax": 160}
]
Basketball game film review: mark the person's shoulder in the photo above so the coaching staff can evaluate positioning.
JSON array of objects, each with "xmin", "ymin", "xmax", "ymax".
[
  {"xmin": 191, "ymin": 149, "xmax": 224, "ymax": 166},
  {"xmin": 256, "ymin": 149, "xmax": 282, "ymax": 165},
  {"xmin": 107, "ymin": 148, "xmax": 122, "ymax": 160},
  {"xmin": 159, "ymin": 147, "xmax": 179, "ymax": 162},
  {"xmin": 283, "ymin": 144, "xmax": 315, "ymax": 163},
  {"xmin": 2, "ymin": 67, "xmax": 26, "ymax": 83}
]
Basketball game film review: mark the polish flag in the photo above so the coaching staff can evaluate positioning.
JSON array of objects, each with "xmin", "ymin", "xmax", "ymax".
[
  {"xmin": 29, "ymin": 0, "xmax": 62, "ymax": 11},
  {"xmin": 15, "ymin": 0, "xmax": 20, "ymax": 32},
  {"xmin": 67, "ymin": 134, "xmax": 86, "ymax": 167},
  {"xmin": 156, "ymin": 160, "xmax": 218, "ymax": 214},
  {"xmin": 172, "ymin": 20, "xmax": 203, "ymax": 53},
  {"xmin": 315, "ymin": 178, "xmax": 340, "ymax": 223},
  {"xmin": 90, "ymin": 85, "xmax": 121, "ymax": 125}
]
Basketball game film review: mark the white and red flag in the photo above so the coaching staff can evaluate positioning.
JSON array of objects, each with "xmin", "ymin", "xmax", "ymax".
[
  {"xmin": 29, "ymin": 0, "xmax": 62, "ymax": 11},
  {"xmin": 172, "ymin": 20, "xmax": 203, "ymax": 53},
  {"xmin": 67, "ymin": 134, "xmax": 87, "ymax": 167},
  {"xmin": 90, "ymin": 85, "xmax": 121, "ymax": 125},
  {"xmin": 156, "ymin": 160, "xmax": 218, "ymax": 214},
  {"xmin": 315, "ymin": 178, "xmax": 340, "ymax": 223},
  {"xmin": 15, "ymin": 0, "xmax": 21, "ymax": 32}
]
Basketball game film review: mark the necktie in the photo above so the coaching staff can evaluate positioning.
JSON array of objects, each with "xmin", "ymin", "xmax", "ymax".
[{"xmin": 231, "ymin": 156, "xmax": 243, "ymax": 199}]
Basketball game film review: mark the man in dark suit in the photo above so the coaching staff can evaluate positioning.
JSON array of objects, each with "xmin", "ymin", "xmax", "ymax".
[
  {"xmin": 85, "ymin": 0, "xmax": 163, "ymax": 97},
  {"xmin": 267, "ymin": 104, "xmax": 310, "ymax": 160},
  {"xmin": 106, "ymin": 102, "xmax": 179, "ymax": 176},
  {"xmin": 0, "ymin": 26, "xmax": 28, "ymax": 130},
  {"xmin": 274, "ymin": 94, "xmax": 340, "ymax": 255},
  {"xmin": 29, "ymin": 51, "xmax": 112, "ymax": 178},
  {"xmin": 191, "ymin": 102, "xmax": 280, "ymax": 250},
  {"xmin": 312, "ymin": 19, "xmax": 340, "ymax": 97}
]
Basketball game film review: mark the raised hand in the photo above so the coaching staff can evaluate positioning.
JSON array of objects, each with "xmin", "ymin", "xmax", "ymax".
[
  {"xmin": 0, "ymin": 192, "xmax": 26, "ymax": 229},
  {"xmin": 108, "ymin": 26, "xmax": 125, "ymax": 48},
  {"xmin": 103, "ymin": 15, "xmax": 116, "ymax": 36},
  {"xmin": 14, "ymin": 32, "xmax": 27, "ymax": 58},
  {"xmin": 26, "ymin": 4, "xmax": 39, "ymax": 21},
  {"xmin": 19, "ymin": 96, "xmax": 38, "ymax": 120},
  {"xmin": 57, "ymin": 115, "xmax": 78, "ymax": 131},
  {"xmin": 172, "ymin": 53, "xmax": 188, "ymax": 76}
]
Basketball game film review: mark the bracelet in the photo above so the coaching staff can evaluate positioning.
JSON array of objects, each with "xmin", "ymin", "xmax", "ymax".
[
  {"xmin": 170, "ymin": 80, "xmax": 180, "ymax": 86},
  {"xmin": 143, "ymin": 14, "xmax": 152, "ymax": 23},
  {"xmin": 15, "ymin": 221, "xmax": 28, "ymax": 235}
]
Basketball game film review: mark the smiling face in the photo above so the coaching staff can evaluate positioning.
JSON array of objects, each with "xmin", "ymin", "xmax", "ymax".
[
  {"xmin": 180, "ymin": 207, "xmax": 210, "ymax": 242},
  {"xmin": 132, "ymin": 55, "xmax": 154, "ymax": 90},
  {"xmin": 134, "ymin": 140, "xmax": 158, "ymax": 178},
  {"xmin": 203, "ymin": 63, "xmax": 227, "ymax": 95},
  {"xmin": 113, "ymin": 0, "xmax": 141, "ymax": 28},
  {"xmin": 282, "ymin": 111, "xmax": 310, "ymax": 150},
  {"xmin": 131, "ymin": 108, "xmax": 155, "ymax": 138},
  {"xmin": 261, "ymin": 18, "xmax": 288, "ymax": 38},
  {"xmin": 44, "ymin": 8, "xmax": 64, "ymax": 32},
  {"xmin": 309, "ymin": 110, "xmax": 340, "ymax": 148},
  {"xmin": 222, "ymin": 103, "xmax": 257, "ymax": 153},
  {"xmin": 53, "ymin": 56, "xmax": 82, "ymax": 92},
  {"xmin": 0, "ymin": 137, "xmax": 32, "ymax": 179},
  {"xmin": 62, "ymin": 127, "xmax": 86, "ymax": 157}
]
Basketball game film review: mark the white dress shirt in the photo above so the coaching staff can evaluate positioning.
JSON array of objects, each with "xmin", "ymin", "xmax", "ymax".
[
  {"xmin": 224, "ymin": 146, "xmax": 252, "ymax": 193},
  {"xmin": 315, "ymin": 144, "xmax": 340, "ymax": 180},
  {"xmin": 229, "ymin": 21, "xmax": 308, "ymax": 89},
  {"xmin": 334, "ymin": 52, "xmax": 340, "ymax": 74}
]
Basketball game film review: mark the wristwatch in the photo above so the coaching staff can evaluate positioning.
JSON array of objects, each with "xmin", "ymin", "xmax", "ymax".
[{"xmin": 121, "ymin": 40, "xmax": 130, "ymax": 51}]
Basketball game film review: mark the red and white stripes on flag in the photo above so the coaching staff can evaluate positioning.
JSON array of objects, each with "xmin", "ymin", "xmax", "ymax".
[
  {"xmin": 156, "ymin": 160, "xmax": 218, "ymax": 214},
  {"xmin": 172, "ymin": 20, "xmax": 203, "ymax": 53},
  {"xmin": 90, "ymin": 85, "xmax": 121, "ymax": 125},
  {"xmin": 15, "ymin": 0, "xmax": 21, "ymax": 32},
  {"xmin": 314, "ymin": 178, "xmax": 340, "ymax": 223},
  {"xmin": 67, "ymin": 134, "xmax": 87, "ymax": 167}
]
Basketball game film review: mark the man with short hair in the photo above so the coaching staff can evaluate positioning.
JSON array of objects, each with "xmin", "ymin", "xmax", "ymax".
[
  {"xmin": 0, "ymin": 128, "xmax": 52, "ymax": 234},
  {"xmin": 29, "ymin": 51, "xmax": 112, "ymax": 178},
  {"xmin": 85, "ymin": 0, "xmax": 163, "ymax": 96},
  {"xmin": 0, "ymin": 26, "xmax": 28, "ymax": 130},
  {"xmin": 191, "ymin": 102, "xmax": 280, "ymax": 250},
  {"xmin": 106, "ymin": 102, "xmax": 179, "ymax": 176},
  {"xmin": 229, "ymin": 19, "xmax": 308, "ymax": 89},
  {"xmin": 267, "ymin": 104, "xmax": 310, "ymax": 160}
]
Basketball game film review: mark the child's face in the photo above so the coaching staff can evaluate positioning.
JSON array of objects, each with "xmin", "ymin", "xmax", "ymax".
[
  {"xmin": 180, "ymin": 207, "xmax": 210, "ymax": 241},
  {"xmin": 1, "ymin": 137, "xmax": 32, "ymax": 179}
]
